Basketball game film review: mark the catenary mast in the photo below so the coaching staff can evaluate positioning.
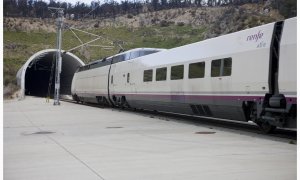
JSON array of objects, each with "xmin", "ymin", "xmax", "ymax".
[{"xmin": 49, "ymin": 7, "xmax": 64, "ymax": 105}]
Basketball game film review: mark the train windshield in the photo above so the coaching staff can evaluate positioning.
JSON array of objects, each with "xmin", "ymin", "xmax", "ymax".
[
  {"xmin": 76, "ymin": 48, "xmax": 165, "ymax": 73},
  {"xmin": 126, "ymin": 49, "xmax": 162, "ymax": 61},
  {"xmin": 139, "ymin": 50, "xmax": 160, "ymax": 56}
]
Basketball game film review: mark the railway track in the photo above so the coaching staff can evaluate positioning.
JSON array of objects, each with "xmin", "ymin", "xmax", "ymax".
[
  {"xmin": 131, "ymin": 108, "xmax": 297, "ymax": 142},
  {"xmin": 62, "ymin": 98, "xmax": 297, "ymax": 143}
]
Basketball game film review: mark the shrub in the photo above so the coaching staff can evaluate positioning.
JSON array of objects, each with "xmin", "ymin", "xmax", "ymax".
[
  {"xmin": 94, "ymin": 23, "xmax": 99, "ymax": 28},
  {"xmin": 160, "ymin": 20, "xmax": 170, "ymax": 27},
  {"xmin": 127, "ymin": 14, "xmax": 133, "ymax": 19},
  {"xmin": 190, "ymin": 10, "xmax": 196, "ymax": 17},
  {"xmin": 177, "ymin": 22, "xmax": 185, "ymax": 26},
  {"xmin": 151, "ymin": 18, "xmax": 159, "ymax": 24}
]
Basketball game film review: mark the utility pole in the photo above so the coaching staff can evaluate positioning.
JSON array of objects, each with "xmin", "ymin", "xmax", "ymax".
[{"xmin": 49, "ymin": 7, "xmax": 64, "ymax": 106}]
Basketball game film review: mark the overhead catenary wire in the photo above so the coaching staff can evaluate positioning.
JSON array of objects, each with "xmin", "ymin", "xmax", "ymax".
[
  {"xmin": 63, "ymin": 24, "xmax": 118, "ymax": 53},
  {"xmin": 64, "ymin": 1, "xmax": 120, "ymax": 49},
  {"xmin": 68, "ymin": 25, "xmax": 114, "ymax": 44},
  {"xmin": 48, "ymin": 6, "xmax": 64, "ymax": 17},
  {"xmin": 86, "ymin": 45, "xmax": 114, "ymax": 48},
  {"xmin": 67, "ymin": 37, "xmax": 102, "ymax": 52},
  {"xmin": 69, "ymin": 28, "xmax": 84, "ymax": 45},
  {"xmin": 49, "ymin": 2, "xmax": 125, "ymax": 63}
]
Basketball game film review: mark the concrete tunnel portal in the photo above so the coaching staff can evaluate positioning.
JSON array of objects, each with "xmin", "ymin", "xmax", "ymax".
[{"xmin": 17, "ymin": 49, "xmax": 85, "ymax": 98}]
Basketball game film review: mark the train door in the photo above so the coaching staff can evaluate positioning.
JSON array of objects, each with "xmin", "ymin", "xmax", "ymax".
[
  {"xmin": 108, "ymin": 62, "xmax": 117, "ymax": 106},
  {"xmin": 125, "ymin": 61, "xmax": 137, "ymax": 106},
  {"xmin": 109, "ymin": 60, "xmax": 134, "ymax": 107},
  {"xmin": 210, "ymin": 58, "xmax": 233, "ymax": 102}
]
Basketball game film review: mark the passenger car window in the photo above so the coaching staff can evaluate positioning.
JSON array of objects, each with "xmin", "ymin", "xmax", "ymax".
[
  {"xmin": 223, "ymin": 58, "xmax": 232, "ymax": 76},
  {"xmin": 211, "ymin": 58, "xmax": 232, "ymax": 77},
  {"xmin": 156, "ymin": 67, "xmax": 167, "ymax": 81},
  {"xmin": 143, "ymin": 69, "xmax": 153, "ymax": 82},
  {"xmin": 189, "ymin": 62, "xmax": 205, "ymax": 79},
  {"xmin": 211, "ymin": 59, "xmax": 221, "ymax": 77},
  {"xmin": 171, "ymin": 65, "xmax": 184, "ymax": 80}
]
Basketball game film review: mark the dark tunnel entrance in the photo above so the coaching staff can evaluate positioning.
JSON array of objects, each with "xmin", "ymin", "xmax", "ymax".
[
  {"xmin": 25, "ymin": 53, "xmax": 56, "ymax": 97},
  {"xmin": 18, "ymin": 50, "xmax": 84, "ymax": 98}
]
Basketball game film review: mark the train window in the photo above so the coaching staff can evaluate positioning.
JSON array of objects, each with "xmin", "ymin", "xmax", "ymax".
[
  {"xmin": 156, "ymin": 67, "xmax": 167, "ymax": 81},
  {"xmin": 124, "ymin": 53, "xmax": 131, "ymax": 61},
  {"xmin": 130, "ymin": 51, "xmax": 140, "ymax": 59},
  {"xmin": 171, "ymin": 65, "xmax": 184, "ymax": 80},
  {"xmin": 146, "ymin": 50, "xmax": 159, "ymax": 55},
  {"xmin": 189, "ymin": 62, "xmax": 205, "ymax": 79},
  {"xmin": 211, "ymin": 58, "xmax": 232, "ymax": 77},
  {"xmin": 223, "ymin": 58, "xmax": 232, "ymax": 76},
  {"xmin": 143, "ymin": 69, "xmax": 153, "ymax": 82},
  {"xmin": 142, "ymin": 50, "xmax": 159, "ymax": 56},
  {"xmin": 107, "ymin": 57, "xmax": 112, "ymax": 62},
  {"xmin": 113, "ymin": 54, "xmax": 125, "ymax": 62},
  {"xmin": 139, "ymin": 50, "xmax": 146, "ymax": 56},
  {"xmin": 127, "ymin": 73, "xmax": 130, "ymax": 83},
  {"xmin": 111, "ymin": 75, "xmax": 113, "ymax": 84},
  {"xmin": 211, "ymin": 60, "xmax": 221, "ymax": 77}
]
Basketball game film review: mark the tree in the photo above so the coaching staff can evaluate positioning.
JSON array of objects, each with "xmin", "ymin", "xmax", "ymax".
[
  {"xmin": 4, "ymin": 0, "xmax": 18, "ymax": 16},
  {"xmin": 272, "ymin": 0, "xmax": 296, "ymax": 18},
  {"xmin": 33, "ymin": 1, "xmax": 48, "ymax": 18},
  {"xmin": 17, "ymin": 0, "xmax": 28, "ymax": 16},
  {"xmin": 151, "ymin": 0, "xmax": 159, "ymax": 10},
  {"xmin": 194, "ymin": 0, "xmax": 203, "ymax": 7}
]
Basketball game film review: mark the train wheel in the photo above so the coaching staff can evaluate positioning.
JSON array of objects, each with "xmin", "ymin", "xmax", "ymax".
[{"xmin": 257, "ymin": 121, "xmax": 276, "ymax": 134}]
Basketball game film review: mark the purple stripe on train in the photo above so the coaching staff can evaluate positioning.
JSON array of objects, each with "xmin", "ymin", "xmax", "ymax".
[
  {"xmin": 75, "ymin": 92, "xmax": 297, "ymax": 104},
  {"xmin": 114, "ymin": 93, "xmax": 297, "ymax": 104}
]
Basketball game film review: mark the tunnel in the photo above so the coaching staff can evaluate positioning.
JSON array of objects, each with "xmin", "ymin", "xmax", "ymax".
[{"xmin": 17, "ymin": 49, "xmax": 85, "ymax": 98}]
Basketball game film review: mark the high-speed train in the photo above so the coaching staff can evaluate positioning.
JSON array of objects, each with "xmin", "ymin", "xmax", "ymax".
[{"xmin": 71, "ymin": 17, "xmax": 297, "ymax": 133}]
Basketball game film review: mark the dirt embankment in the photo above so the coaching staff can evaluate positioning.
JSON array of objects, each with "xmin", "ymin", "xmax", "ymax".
[{"xmin": 4, "ymin": 3, "xmax": 282, "ymax": 33}]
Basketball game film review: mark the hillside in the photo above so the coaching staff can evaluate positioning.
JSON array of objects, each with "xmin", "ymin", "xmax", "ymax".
[{"xmin": 3, "ymin": 4, "xmax": 284, "ymax": 98}]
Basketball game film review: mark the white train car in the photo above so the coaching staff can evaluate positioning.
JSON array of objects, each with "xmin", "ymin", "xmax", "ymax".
[
  {"xmin": 71, "ymin": 48, "xmax": 166, "ymax": 104},
  {"xmin": 110, "ymin": 20, "xmax": 274, "ymax": 121},
  {"xmin": 72, "ymin": 17, "xmax": 297, "ymax": 133},
  {"xmin": 71, "ymin": 62, "xmax": 111, "ymax": 104},
  {"xmin": 278, "ymin": 18, "xmax": 297, "ymax": 100}
]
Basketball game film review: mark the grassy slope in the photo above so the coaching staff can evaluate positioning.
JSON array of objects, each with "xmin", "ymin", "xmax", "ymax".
[{"xmin": 4, "ymin": 25, "xmax": 206, "ymax": 86}]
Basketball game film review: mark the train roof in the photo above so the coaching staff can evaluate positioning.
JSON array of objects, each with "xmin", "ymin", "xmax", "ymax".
[
  {"xmin": 77, "ymin": 47, "xmax": 166, "ymax": 72},
  {"xmin": 107, "ymin": 48, "xmax": 166, "ymax": 58}
]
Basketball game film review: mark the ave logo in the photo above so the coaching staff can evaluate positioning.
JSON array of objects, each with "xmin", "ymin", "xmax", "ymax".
[
  {"xmin": 246, "ymin": 30, "xmax": 266, "ymax": 48},
  {"xmin": 246, "ymin": 30, "xmax": 264, "ymax": 42}
]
